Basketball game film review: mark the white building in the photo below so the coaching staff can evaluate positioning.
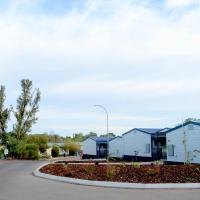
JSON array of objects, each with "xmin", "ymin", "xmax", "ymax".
[
  {"xmin": 109, "ymin": 136, "xmax": 123, "ymax": 158},
  {"xmin": 122, "ymin": 128, "xmax": 167, "ymax": 161},
  {"xmin": 82, "ymin": 137, "xmax": 109, "ymax": 159},
  {"xmin": 166, "ymin": 121, "xmax": 200, "ymax": 164}
]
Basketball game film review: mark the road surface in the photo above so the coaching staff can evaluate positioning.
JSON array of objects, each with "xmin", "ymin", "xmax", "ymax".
[{"xmin": 0, "ymin": 160, "xmax": 199, "ymax": 200}]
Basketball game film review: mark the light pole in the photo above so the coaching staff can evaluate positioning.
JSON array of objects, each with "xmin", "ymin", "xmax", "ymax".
[{"xmin": 94, "ymin": 105, "xmax": 109, "ymax": 160}]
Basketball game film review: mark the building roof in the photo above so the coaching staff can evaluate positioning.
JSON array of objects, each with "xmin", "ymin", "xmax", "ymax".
[
  {"xmin": 109, "ymin": 136, "xmax": 122, "ymax": 142},
  {"xmin": 159, "ymin": 128, "xmax": 171, "ymax": 133},
  {"xmin": 165, "ymin": 121, "xmax": 200, "ymax": 134},
  {"xmin": 137, "ymin": 128, "xmax": 163, "ymax": 134},
  {"xmin": 122, "ymin": 128, "xmax": 163, "ymax": 136},
  {"xmin": 90, "ymin": 137, "xmax": 111, "ymax": 143}
]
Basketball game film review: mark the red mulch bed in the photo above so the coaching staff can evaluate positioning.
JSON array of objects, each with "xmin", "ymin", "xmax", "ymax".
[{"xmin": 40, "ymin": 164, "xmax": 200, "ymax": 183}]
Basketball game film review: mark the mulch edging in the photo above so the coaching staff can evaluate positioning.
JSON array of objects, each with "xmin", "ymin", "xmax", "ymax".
[{"xmin": 39, "ymin": 163, "xmax": 200, "ymax": 184}]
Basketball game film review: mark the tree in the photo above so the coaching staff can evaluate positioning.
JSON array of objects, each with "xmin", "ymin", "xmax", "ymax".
[
  {"xmin": 184, "ymin": 118, "xmax": 200, "ymax": 123},
  {"xmin": 65, "ymin": 141, "xmax": 81, "ymax": 156},
  {"xmin": 51, "ymin": 146, "xmax": 60, "ymax": 157},
  {"xmin": 0, "ymin": 85, "xmax": 10, "ymax": 145},
  {"xmin": 84, "ymin": 132, "xmax": 97, "ymax": 140},
  {"xmin": 13, "ymin": 79, "xmax": 41, "ymax": 141},
  {"xmin": 27, "ymin": 134, "xmax": 48, "ymax": 153},
  {"xmin": 48, "ymin": 134, "xmax": 64, "ymax": 143},
  {"xmin": 73, "ymin": 133, "xmax": 85, "ymax": 142},
  {"xmin": 100, "ymin": 133, "xmax": 116, "ymax": 138}
]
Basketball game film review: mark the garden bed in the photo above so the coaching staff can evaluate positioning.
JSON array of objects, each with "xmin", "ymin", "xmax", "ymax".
[{"xmin": 40, "ymin": 163, "xmax": 200, "ymax": 183}]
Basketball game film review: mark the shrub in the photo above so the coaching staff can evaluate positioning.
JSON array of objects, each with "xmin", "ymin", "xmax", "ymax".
[
  {"xmin": 15, "ymin": 140, "xmax": 27, "ymax": 158},
  {"xmin": 51, "ymin": 146, "xmax": 60, "ymax": 157},
  {"xmin": 40, "ymin": 152, "xmax": 52, "ymax": 159},
  {"xmin": 15, "ymin": 141, "xmax": 39, "ymax": 160},
  {"xmin": 146, "ymin": 169, "xmax": 157, "ymax": 176},
  {"xmin": 195, "ymin": 167, "xmax": 200, "ymax": 173},
  {"xmin": 121, "ymin": 162, "xmax": 126, "ymax": 168},
  {"xmin": 0, "ymin": 148, "xmax": 4, "ymax": 159},
  {"xmin": 4, "ymin": 134, "xmax": 40, "ymax": 160},
  {"xmin": 132, "ymin": 162, "xmax": 140, "ymax": 169},
  {"xmin": 27, "ymin": 134, "xmax": 48, "ymax": 153},
  {"xmin": 24, "ymin": 144, "xmax": 39, "ymax": 160},
  {"xmin": 6, "ymin": 134, "xmax": 18, "ymax": 157},
  {"xmin": 106, "ymin": 166, "xmax": 115, "ymax": 180},
  {"xmin": 154, "ymin": 160, "xmax": 162, "ymax": 165},
  {"xmin": 65, "ymin": 142, "xmax": 81, "ymax": 156}
]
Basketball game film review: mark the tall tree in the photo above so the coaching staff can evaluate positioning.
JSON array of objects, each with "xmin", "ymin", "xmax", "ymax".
[
  {"xmin": 13, "ymin": 79, "xmax": 41, "ymax": 141},
  {"xmin": 100, "ymin": 132, "xmax": 116, "ymax": 138},
  {"xmin": 0, "ymin": 85, "xmax": 10, "ymax": 144},
  {"xmin": 73, "ymin": 133, "xmax": 85, "ymax": 142},
  {"xmin": 84, "ymin": 132, "xmax": 97, "ymax": 140}
]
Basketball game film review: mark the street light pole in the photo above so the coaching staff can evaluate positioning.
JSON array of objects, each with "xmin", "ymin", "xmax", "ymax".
[{"xmin": 94, "ymin": 105, "xmax": 109, "ymax": 160}]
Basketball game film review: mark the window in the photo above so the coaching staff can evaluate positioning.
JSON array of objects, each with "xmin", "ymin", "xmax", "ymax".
[
  {"xmin": 168, "ymin": 144, "xmax": 175, "ymax": 156},
  {"xmin": 145, "ymin": 144, "xmax": 150, "ymax": 153}
]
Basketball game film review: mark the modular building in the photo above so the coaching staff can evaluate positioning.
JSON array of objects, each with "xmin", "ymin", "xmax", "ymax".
[{"xmin": 166, "ymin": 121, "xmax": 200, "ymax": 164}]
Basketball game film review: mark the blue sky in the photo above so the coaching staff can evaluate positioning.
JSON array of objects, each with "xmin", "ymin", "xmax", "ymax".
[{"xmin": 0, "ymin": 0, "xmax": 200, "ymax": 136}]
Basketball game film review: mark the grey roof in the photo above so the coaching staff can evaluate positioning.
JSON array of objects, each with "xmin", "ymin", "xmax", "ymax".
[
  {"xmin": 165, "ymin": 121, "xmax": 200, "ymax": 134},
  {"xmin": 123, "ymin": 128, "xmax": 163, "ymax": 136},
  {"xmin": 90, "ymin": 137, "xmax": 111, "ymax": 143},
  {"xmin": 109, "ymin": 136, "xmax": 122, "ymax": 142},
  {"xmin": 159, "ymin": 128, "xmax": 171, "ymax": 133},
  {"xmin": 137, "ymin": 128, "xmax": 162, "ymax": 134}
]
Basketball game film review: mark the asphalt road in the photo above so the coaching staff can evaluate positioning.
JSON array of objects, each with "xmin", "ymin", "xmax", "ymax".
[{"xmin": 0, "ymin": 160, "xmax": 199, "ymax": 200}]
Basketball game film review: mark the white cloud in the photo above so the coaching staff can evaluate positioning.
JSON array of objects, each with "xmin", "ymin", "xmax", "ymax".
[
  {"xmin": 167, "ymin": 0, "xmax": 200, "ymax": 7},
  {"xmin": 1, "ymin": 0, "xmax": 200, "ymax": 135},
  {"xmin": 35, "ymin": 107, "xmax": 164, "ymax": 135},
  {"xmin": 43, "ymin": 78, "xmax": 200, "ymax": 99}
]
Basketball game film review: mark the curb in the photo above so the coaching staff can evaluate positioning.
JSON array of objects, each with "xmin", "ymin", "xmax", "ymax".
[{"xmin": 33, "ymin": 163, "xmax": 200, "ymax": 189}]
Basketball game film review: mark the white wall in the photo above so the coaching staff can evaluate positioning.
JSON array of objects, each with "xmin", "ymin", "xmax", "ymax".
[
  {"xmin": 123, "ymin": 129, "xmax": 152, "ymax": 157},
  {"xmin": 167, "ymin": 124, "xmax": 200, "ymax": 163},
  {"xmin": 109, "ymin": 137, "xmax": 123, "ymax": 158},
  {"xmin": 83, "ymin": 138, "xmax": 96, "ymax": 156}
]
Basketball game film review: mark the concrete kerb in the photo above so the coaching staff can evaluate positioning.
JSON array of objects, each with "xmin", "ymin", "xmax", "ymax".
[{"xmin": 33, "ymin": 163, "xmax": 200, "ymax": 189}]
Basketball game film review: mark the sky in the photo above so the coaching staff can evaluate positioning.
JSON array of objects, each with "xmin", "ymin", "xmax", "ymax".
[{"xmin": 0, "ymin": 0, "xmax": 200, "ymax": 137}]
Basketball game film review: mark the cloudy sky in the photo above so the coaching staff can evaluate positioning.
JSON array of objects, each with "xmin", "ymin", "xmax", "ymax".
[{"xmin": 0, "ymin": 0, "xmax": 200, "ymax": 136}]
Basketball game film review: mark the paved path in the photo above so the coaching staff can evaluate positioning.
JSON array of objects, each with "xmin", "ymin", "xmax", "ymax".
[{"xmin": 0, "ymin": 160, "xmax": 199, "ymax": 200}]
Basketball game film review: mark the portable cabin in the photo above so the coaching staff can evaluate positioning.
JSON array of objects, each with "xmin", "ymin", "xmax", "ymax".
[
  {"xmin": 109, "ymin": 136, "xmax": 123, "ymax": 159},
  {"xmin": 82, "ymin": 137, "xmax": 110, "ymax": 159},
  {"xmin": 122, "ymin": 128, "xmax": 167, "ymax": 161},
  {"xmin": 166, "ymin": 121, "xmax": 200, "ymax": 164}
]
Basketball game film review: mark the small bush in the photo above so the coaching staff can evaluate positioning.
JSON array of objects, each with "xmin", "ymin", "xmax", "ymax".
[
  {"xmin": 195, "ymin": 167, "xmax": 200, "ymax": 173},
  {"xmin": 106, "ymin": 166, "xmax": 115, "ymax": 180},
  {"xmin": 146, "ymin": 169, "xmax": 157, "ymax": 176},
  {"xmin": 154, "ymin": 160, "xmax": 162, "ymax": 165},
  {"xmin": 15, "ymin": 142, "xmax": 39, "ymax": 160},
  {"xmin": 40, "ymin": 152, "xmax": 52, "ymax": 159},
  {"xmin": 51, "ymin": 146, "xmax": 60, "ymax": 157},
  {"xmin": 67, "ymin": 142, "xmax": 81, "ymax": 156},
  {"xmin": 132, "ymin": 162, "xmax": 140, "ymax": 169},
  {"xmin": 121, "ymin": 162, "xmax": 126, "ymax": 168},
  {"xmin": 27, "ymin": 134, "xmax": 48, "ymax": 153},
  {"xmin": 0, "ymin": 148, "xmax": 4, "ymax": 159},
  {"xmin": 24, "ymin": 144, "xmax": 39, "ymax": 160}
]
